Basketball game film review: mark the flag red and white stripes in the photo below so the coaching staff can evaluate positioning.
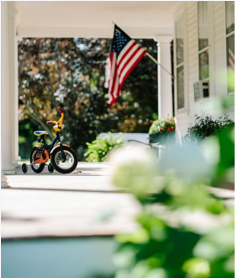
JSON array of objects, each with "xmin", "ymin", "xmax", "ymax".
[
  {"xmin": 228, "ymin": 48, "xmax": 235, "ymax": 70},
  {"xmin": 105, "ymin": 26, "xmax": 146, "ymax": 105}
]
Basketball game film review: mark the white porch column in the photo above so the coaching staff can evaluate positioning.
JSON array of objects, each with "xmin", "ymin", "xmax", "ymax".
[
  {"xmin": 1, "ymin": 154, "xmax": 9, "ymax": 188},
  {"xmin": 155, "ymin": 36, "xmax": 173, "ymax": 119},
  {"xmin": 1, "ymin": 1, "xmax": 18, "ymax": 175}
]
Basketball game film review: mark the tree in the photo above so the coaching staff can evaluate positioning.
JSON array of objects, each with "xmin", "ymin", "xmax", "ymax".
[{"xmin": 18, "ymin": 38, "xmax": 157, "ymax": 160}]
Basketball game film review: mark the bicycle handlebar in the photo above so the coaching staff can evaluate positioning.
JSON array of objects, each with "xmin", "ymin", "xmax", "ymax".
[
  {"xmin": 46, "ymin": 121, "xmax": 55, "ymax": 125},
  {"xmin": 46, "ymin": 107, "xmax": 64, "ymax": 131},
  {"xmin": 58, "ymin": 107, "xmax": 64, "ymax": 114}
]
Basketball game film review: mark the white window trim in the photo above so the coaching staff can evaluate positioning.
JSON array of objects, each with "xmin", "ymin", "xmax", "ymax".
[
  {"xmin": 225, "ymin": 1, "xmax": 235, "ymax": 96},
  {"xmin": 174, "ymin": 11, "xmax": 188, "ymax": 116},
  {"xmin": 197, "ymin": 1, "xmax": 214, "ymax": 99}
]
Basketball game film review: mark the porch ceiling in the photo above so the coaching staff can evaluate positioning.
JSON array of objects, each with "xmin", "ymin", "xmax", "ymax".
[{"xmin": 16, "ymin": 1, "xmax": 182, "ymax": 38}]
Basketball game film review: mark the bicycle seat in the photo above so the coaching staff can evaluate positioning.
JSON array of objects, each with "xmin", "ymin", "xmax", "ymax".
[{"xmin": 34, "ymin": 131, "xmax": 48, "ymax": 136}]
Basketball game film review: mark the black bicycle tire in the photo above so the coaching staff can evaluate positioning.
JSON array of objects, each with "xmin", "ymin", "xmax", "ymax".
[
  {"xmin": 22, "ymin": 163, "xmax": 28, "ymax": 174},
  {"xmin": 50, "ymin": 146, "xmax": 78, "ymax": 174},
  {"xmin": 48, "ymin": 163, "xmax": 54, "ymax": 173},
  {"xmin": 30, "ymin": 148, "xmax": 45, "ymax": 173}
]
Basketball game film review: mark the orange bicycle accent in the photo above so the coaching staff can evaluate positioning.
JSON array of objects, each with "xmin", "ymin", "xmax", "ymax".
[
  {"xmin": 34, "ymin": 150, "xmax": 49, "ymax": 165},
  {"xmin": 50, "ymin": 145, "xmax": 70, "ymax": 155}
]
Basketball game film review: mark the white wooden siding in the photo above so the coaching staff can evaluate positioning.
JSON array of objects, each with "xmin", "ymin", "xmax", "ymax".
[
  {"xmin": 213, "ymin": 1, "xmax": 227, "ymax": 97},
  {"xmin": 178, "ymin": 1, "xmax": 197, "ymax": 135},
  {"xmin": 175, "ymin": 1, "xmax": 234, "ymax": 137}
]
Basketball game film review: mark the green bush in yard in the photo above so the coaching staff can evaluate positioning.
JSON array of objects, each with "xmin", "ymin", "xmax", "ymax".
[
  {"xmin": 183, "ymin": 114, "xmax": 234, "ymax": 146},
  {"xmin": 84, "ymin": 133, "xmax": 124, "ymax": 162}
]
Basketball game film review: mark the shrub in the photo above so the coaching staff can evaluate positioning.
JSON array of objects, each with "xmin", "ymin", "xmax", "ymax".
[
  {"xmin": 183, "ymin": 114, "xmax": 234, "ymax": 145},
  {"xmin": 110, "ymin": 126, "xmax": 234, "ymax": 278},
  {"xmin": 149, "ymin": 117, "xmax": 175, "ymax": 134},
  {"xmin": 84, "ymin": 133, "xmax": 124, "ymax": 162}
]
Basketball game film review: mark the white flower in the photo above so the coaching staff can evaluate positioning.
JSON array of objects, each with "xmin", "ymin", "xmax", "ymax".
[{"xmin": 109, "ymin": 147, "xmax": 158, "ymax": 196}]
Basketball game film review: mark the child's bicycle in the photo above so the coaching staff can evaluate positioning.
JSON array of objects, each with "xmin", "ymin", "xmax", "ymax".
[{"xmin": 22, "ymin": 107, "xmax": 78, "ymax": 174}]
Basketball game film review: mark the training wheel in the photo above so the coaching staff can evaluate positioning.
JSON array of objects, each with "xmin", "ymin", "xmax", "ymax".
[
  {"xmin": 48, "ymin": 163, "xmax": 54, "ymax": 173},
  {"xmin": 22, "ymin": 163, "xmax": 28, "ymax": 174}
]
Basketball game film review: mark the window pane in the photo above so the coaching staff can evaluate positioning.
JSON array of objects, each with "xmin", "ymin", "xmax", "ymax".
[
  {"xmin": 198, "ymin": 1, "xmax": 208, "ymax": 51},
  {"xmin": 199, "ymin": 49, "xmax": 209, "ymax": 80},
  {"xmin": 175, "ymin": 17, "xmax": 184, "ymax": 65},
  {"xmin": 226, "ymin": 34, "xmax": 235, "ymax": 93},
  {"xmin": 177, "ymin": 65, "xmax": 184, "ymax": 109},
  {"xmin": 226, "ymin": 1, "xmax": 235, "ymax": 34}
]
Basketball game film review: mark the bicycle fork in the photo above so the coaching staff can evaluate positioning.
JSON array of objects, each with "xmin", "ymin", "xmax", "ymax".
[{"xmin": 56, "ymin": 132, "xmax": 66, "ymax": 162}]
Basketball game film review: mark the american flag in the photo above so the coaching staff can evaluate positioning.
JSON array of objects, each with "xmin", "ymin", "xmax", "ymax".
[
  {"xmin": 228, "ymin": 48, "xmax": 235, "ymax": 70},
  {"xmin": 105, "ymin": 25, "xmax": 146, "ymax": 105}
]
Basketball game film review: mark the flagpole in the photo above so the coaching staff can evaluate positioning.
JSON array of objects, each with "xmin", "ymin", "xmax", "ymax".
[{"xmin": 145, "ymin": 52, "xmax": 175, "ymax": 80}]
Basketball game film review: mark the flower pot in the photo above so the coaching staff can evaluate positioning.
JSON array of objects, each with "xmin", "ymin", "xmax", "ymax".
[{"xmin": 149, "ymin": 132, "xmax": 175, "ymax": 145}]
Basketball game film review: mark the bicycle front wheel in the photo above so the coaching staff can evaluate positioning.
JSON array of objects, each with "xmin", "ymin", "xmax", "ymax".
[{"xmin": 50, "ymin": 146, "xmax": 78, "ymax": 174}]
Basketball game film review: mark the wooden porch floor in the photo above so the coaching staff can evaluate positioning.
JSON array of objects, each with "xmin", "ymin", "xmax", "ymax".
[{"xmin": 2, "ymin": 162, "xmax": 234, "ymax": 239}]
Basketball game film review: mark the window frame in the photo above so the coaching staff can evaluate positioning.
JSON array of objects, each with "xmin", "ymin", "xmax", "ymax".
[
  {"xmin": 197, "ymin": 1, "xmax": 214, "ymax": 100},
  {"xmin": 174, "ymin": 12, "xmax": 188, "ymax": 116}
]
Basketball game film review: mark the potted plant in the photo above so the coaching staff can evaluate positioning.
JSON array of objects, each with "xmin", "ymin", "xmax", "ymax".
[{"xmin": 149, "ymin": 117, "xmax": 176, "ymax": 145}]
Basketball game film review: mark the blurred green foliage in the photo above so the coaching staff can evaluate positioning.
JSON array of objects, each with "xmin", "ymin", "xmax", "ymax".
[
  {"xmin": 19, "ymin": 119, "xmax": 39, "ymax": 159},
  {"xmin": 203, "ymin": 126, "xmax": 234, "ymax": 188},
  {"xmin": 110, "ymin": 125, "xmax": 234, "ymax": 278},
  {"xmin": 84, "ymin": 133, "xmax": 124, "ymax": 162},
  {"xmin": 18, "ymin": 38, "xmax": 157, "ymax": 160}
]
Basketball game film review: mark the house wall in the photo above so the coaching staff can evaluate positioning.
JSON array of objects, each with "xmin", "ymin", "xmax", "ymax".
[{"xmin": 174, "ymin": 1, "xmax": 234, "ymax": 137}]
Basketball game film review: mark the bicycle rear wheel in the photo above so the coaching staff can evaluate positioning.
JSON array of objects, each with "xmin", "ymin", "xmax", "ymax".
[{"xmin": 30, "ymin": 149, "xmax": 45, "ymax": 173}]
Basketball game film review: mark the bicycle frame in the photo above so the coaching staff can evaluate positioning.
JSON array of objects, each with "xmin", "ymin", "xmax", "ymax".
[
  {"xmin": 40, "ymin": 132, "xmax": 57, "ymax": 151},
  {"xmin": 33, "ymin": 132, "xmax": 69, "ymax": 164},
  {"xmin": 32, "ymin": 107, "xmax": 69, "ymax": 165}
]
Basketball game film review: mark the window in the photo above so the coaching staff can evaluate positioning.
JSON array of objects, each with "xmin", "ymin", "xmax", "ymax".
[
  {"xmin": 226, "ymin": 1, "xmax": 235, "ymax": 94},
  {"xmin": 198, "ymin": 2, "xmax": 209, "ymax": 82},
  {"xmin": 175, "ymin": 17, "xmax": 185, "ymax": 110}
]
